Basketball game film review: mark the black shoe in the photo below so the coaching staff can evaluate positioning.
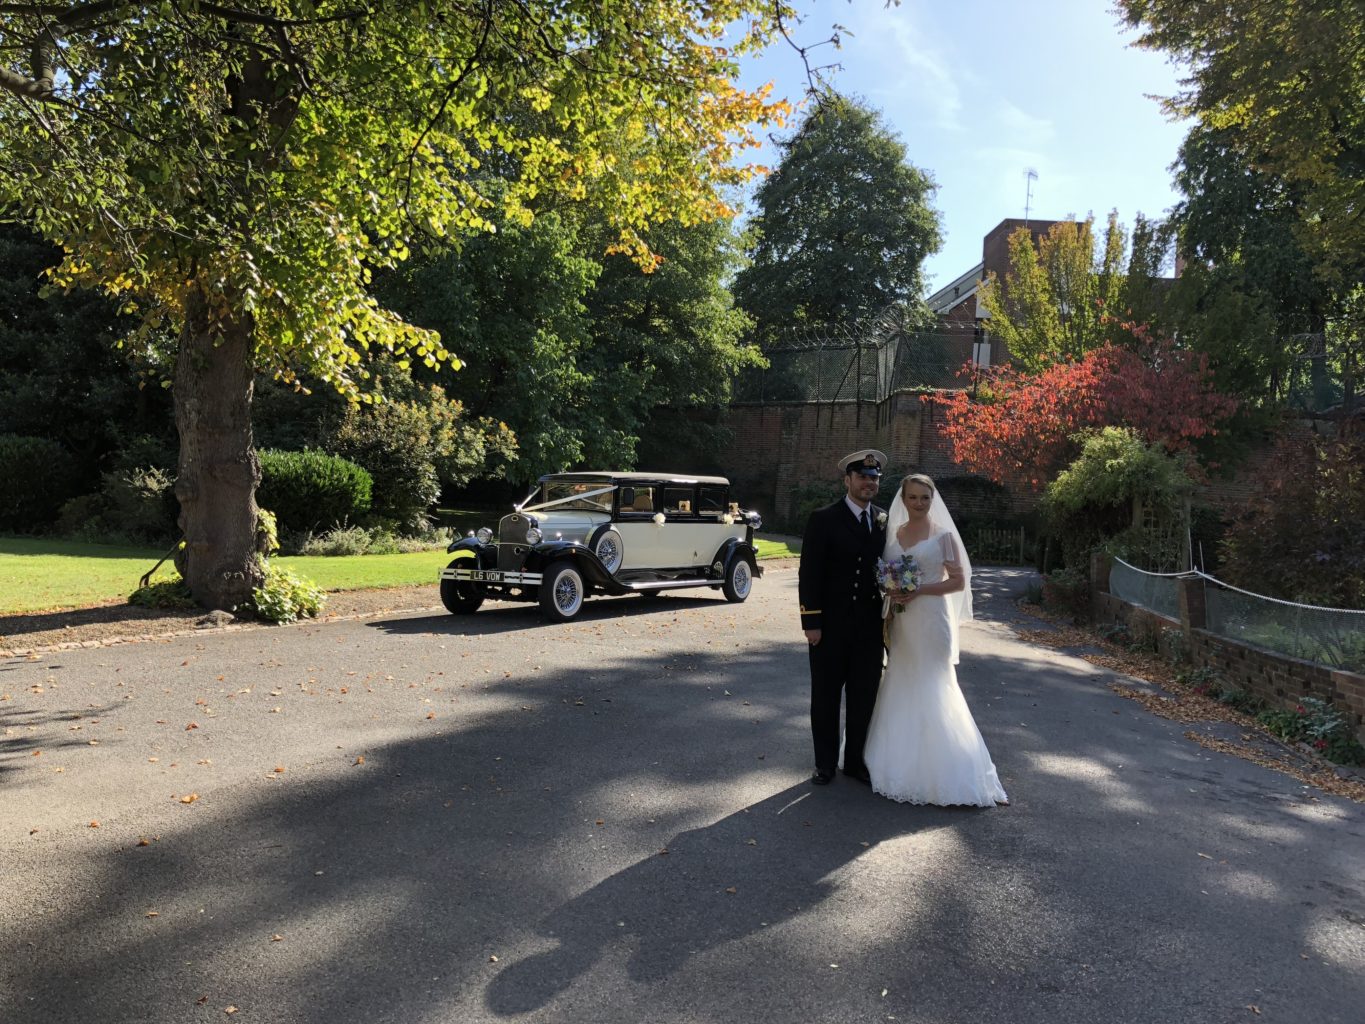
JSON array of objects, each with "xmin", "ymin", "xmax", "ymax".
[
  {"xmin": 811, "ymin": 767, "xmax": 835, "ymax": 786},
  {"xmin": 842, "ymin": 765, "xmax": 871, "ymax": 785}
]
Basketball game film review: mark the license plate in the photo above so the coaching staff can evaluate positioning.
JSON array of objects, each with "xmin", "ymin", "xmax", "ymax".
[{"xmin": 468, "ymin": 569, "xmax": 502, "ymax": 582}]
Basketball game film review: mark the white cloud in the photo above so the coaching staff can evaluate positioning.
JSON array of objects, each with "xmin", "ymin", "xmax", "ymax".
[{"xmin": 844, "ymin": 2, "xmax": 966, "ymax": 133}]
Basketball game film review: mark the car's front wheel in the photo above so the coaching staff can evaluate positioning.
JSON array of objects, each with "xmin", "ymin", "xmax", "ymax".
[
  {"xmin": 440, "ymin": 559, "xmax": 484, "ymax": 615},
  {"xmin": 721, "ymin": 557, "xmax": 754, "ymax": 603},
  {"xmin": 539, "ymin": 562, "xmax": 586, "ymax": 621}
]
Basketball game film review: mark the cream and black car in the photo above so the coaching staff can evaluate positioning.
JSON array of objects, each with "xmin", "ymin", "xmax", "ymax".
[{"xmin": 438, "ymin": 472, "xmax": 763, "ymax": 622}]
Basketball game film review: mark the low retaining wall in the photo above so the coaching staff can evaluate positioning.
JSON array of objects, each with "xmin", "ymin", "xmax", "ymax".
[{"xmin": 1090, "ymin": 554, "xmax": 1365, "ymax": 741}]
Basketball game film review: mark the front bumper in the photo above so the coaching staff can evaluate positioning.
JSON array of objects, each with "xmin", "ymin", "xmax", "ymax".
[{"xmin": 440, "ymin": 567, "xmax": 543, "ymax": 586}]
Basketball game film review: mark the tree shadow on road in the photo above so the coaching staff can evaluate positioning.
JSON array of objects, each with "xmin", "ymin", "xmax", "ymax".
[{"xmin": 3, "ymin": 628, "xmax": 1364, "ymax": 1024}]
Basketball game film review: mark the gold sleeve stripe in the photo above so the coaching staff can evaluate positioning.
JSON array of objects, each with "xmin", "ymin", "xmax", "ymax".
[{"xmin": 800, "ymin": 606, "xmax": 822, "ymax": 614}]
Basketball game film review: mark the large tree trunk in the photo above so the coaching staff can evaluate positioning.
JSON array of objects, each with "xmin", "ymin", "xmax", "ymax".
[{"xmin": 172, "ymin": 285, "xmax": 264, "ymax": 610}]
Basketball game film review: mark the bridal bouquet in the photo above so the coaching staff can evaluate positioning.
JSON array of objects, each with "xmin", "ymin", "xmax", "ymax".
[{"xmin": 876, "ymin": 553, "xmax": 922, "ymax": 614}]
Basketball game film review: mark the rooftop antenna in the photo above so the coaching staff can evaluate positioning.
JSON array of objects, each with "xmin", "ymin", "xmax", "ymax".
[{"xmin": 1023, "ymin": 167, "xmax": 1038, "ymax": 227}]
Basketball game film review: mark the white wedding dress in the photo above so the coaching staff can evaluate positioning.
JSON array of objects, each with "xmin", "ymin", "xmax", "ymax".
[{"xmin": 864, "ymin": 528, "xmax": 1008, "ymax": 807}]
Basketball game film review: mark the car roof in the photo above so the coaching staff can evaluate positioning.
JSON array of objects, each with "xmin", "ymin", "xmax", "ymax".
[{"xmin": 540, "ymin": 471, "xmax": 731, "ymax": 487}]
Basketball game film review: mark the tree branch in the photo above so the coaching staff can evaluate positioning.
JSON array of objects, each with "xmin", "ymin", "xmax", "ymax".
[{"xmin": 0, "ymin": 0, "xmax": 367, "ymax": 28}]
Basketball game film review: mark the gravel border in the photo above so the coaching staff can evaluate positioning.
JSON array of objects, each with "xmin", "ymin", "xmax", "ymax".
[{"xmin": 0, "ymin": 585, "xmax": 444, "ymax": 657}]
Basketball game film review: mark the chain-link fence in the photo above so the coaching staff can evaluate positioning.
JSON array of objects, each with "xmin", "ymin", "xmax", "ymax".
[
  {"xmin": 1109, "ymin": 557, "xmax": 1365, "ymax": 672},
  {"xmin": 1109, "ymin": 557, "xmax": 1184, "ymax": 621},
  {"xmin": 733, "ymin": 326, "xmax": 981, "ymax": 405},
  {"xmin": 1201, "ymin": 575, "xmax": 1365, "ymax": 673}
]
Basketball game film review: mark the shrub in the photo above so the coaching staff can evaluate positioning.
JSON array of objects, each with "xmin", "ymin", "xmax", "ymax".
[
  {"xmin": 257, "ymin": 449, "xmax": 372, "ymax": 536},
  {"xmin": 0, "ymin": 433, "xmax": 81, "ymax": 530},
  {"xmin": 290, "ymin": 523, "xmax": 455, "ymax": 556},
  {"xmin": 1219, "ymin": 434, "xmax": 1364, "ymax": 608},
  {"xmin": 128, "ymin": 575, "xmax": 197, "ymax": 609},
  {"xmin": 1256, "ymin": 696, "xmax": 1365, "ymax": 766},
  {"xmin": 250, "ymin": 565, "xmax": 326, "ymax": 624},
  {"xmin": 57, "ymin": 465, "xmax": 178, "ymax": 544},
  {"xmin": 1041, "ymin": 564, "xmax": 1091, "ymax": 619},
  {"xmin": 1043, "ymin": 426, "xmax": 1195, "ymax": 570}
]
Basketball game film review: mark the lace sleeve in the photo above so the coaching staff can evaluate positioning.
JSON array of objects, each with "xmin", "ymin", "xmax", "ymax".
[{"xmin": 939, "ymin": 531, "xmax": 959, "ymax": 568}]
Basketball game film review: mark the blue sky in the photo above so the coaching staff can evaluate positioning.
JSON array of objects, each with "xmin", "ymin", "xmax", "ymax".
[{"xmin": 734, "ymin": 0, "xmax": 1191, "ymax": 290}]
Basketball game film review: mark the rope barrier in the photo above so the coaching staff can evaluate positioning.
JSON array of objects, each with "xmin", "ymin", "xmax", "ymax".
[
  {"xmin": 1111, "ymin": 556, "xmax": 1197, "ymax": 579},
  {"xmin": 1193, "ymin": 570, "xmax": 1365, "ymax": 616},
  {"xmin": 1112, "ymin": 556, "xmax": 1365, "ymax": 615}
]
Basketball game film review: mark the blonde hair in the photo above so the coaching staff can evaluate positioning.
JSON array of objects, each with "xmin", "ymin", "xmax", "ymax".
[{"xmin": 901, "ymin": 473, "xmax": 935, "ymax": 497}]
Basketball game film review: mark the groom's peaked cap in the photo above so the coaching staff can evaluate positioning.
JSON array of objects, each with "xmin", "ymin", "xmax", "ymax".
[{"xmin": 841, "ymin": 449, "xmax": 887, "ymax": 477}]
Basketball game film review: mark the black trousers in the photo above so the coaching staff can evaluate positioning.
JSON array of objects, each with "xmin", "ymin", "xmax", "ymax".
[{"xmin": 808, "ymin": 612, "xmax": 884, "ymax": 772}]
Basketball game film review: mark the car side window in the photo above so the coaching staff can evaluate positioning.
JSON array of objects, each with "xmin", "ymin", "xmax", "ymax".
[
  {"xmin": 662, "ymin": 486, "xmax": 695, "ymax": 515},
  {"xmin": 619, "ymin": 486, "xmax": 656, "ymax": 515},
  {"xmin": 698, "ymin": 486, "xmax": 728, "ymax": 516}
]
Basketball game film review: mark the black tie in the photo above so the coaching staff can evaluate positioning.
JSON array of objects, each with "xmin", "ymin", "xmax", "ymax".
[{"xmin": 861, "ymin": 508, "xmax": 870, "ymax": 532}]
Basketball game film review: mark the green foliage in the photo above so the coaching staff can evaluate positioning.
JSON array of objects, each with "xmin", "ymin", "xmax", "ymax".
[
  {"xmin": 57, "ymin": 465, "xmax": 178, "ymax": 544},
  {"xmin": 1219, "ymin": 434, "xmax": 1365, "ymax": 608},
  {"xmin": 1121, "ymin": 0, "xmax": 1365, "ymax": 283},
  {"xmin": 1041, "ymin": 565, "xmax": 1091, "ymax": 619},
  {"xmin": 387, "ymin": 208, "xmax": 757, "ymax": 482},
  {"xmin": 0, "ymin": 222, "xmax": 169, "ymax": 477},
  {"xmin": 290, "ymin": 524, "xmax": 453, "ymax": 557},
  {"xmin": 1044, "ymin": 427, "xmax": 1194, "ymax": 568},
  {"xmin": 979, "ymin": 213, "xmax": 1165, "ymax": 372},
  {"xmin": 1257, "ymin": 697, "xmax": 1365, "ymax": 766},
  {"xmin": 250, "ymin": 566, "xmax": 326, "ymax": 625},
  {"xmin": 0, "ymin": 3, "xmax": 795, "ymax": 394},
  {"xmin": 257, "ymin": 449, "xmax": 373, "ymax": 537},
  {"xmin": 787, "ymin": 479, "xmax": 848, "ymax": 535},
  {"xmin": 128, "ymin": 575, "xmax": 196, "ymax": 610},
  {"xmin": 328, "ymin": 379, "xmax": 514, "ymax": 527},
  {"xmin": 0, "ymin": 2, "xmax": 795, "ymax": 607},
  {"xmin": 734, "ymin": 94, "xmax": 942, "ymax": 341},
  {"xmin": 0, "ymin": 433, "xmax": 80, "ymax": 530}
]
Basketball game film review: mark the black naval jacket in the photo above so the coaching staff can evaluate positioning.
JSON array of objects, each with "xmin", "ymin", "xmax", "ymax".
[{"xmin": 798, "ymin": 499, "xmax": 887, "ymax": 634}]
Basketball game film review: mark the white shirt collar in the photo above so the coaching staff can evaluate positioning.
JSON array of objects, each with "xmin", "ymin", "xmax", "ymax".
[{"xmin": 845, "ymin": 495, "xmax": 871, "ymax": 522}]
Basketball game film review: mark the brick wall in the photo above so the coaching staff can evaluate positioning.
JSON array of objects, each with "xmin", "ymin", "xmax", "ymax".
[
  {"xmin": 1090, "ymin": 558, "xmax": 1365, "ymax": 741},
  {"xmin": 720, "ymin": 395, "xmax": 1036, "ymax": 530}
]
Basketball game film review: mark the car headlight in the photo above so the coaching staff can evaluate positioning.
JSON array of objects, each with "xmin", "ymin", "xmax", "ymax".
[
  {"xmin": 525, "ymin": 527, "xmax": 543, "ymax": 545},
  {"xmin": 746, "ymin": 511, "xmax": 763, "ymax": 530},
  {"xmin": 476, "ymin": 527, "xmax": 494, "ymax": 544}
]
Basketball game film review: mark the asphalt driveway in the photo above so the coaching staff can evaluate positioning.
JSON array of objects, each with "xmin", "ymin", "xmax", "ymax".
[{"xmin": 1, "ymin": 565, "xmax": 1361, "ymax": 1023}]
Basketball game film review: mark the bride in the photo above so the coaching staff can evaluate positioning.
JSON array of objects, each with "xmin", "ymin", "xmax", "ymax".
[{"xmin": 863, "ymin": 474, "xmax": 1008, "ymax": 807}]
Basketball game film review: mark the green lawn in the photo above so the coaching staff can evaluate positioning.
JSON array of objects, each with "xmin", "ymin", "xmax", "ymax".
[{"xmin": 0, "ymin": 533, "xmax": 800, "ymax": 615}]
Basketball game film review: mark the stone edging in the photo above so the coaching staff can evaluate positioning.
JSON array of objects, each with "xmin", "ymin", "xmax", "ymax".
[{"xmin": 0, "ymin": 603, "xmax": 446, "ymax": 659}]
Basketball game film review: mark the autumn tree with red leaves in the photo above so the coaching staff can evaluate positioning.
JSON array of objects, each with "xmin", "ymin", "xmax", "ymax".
[{"xmin": 929, "ymin": 324, "xmax": 1238, "ymax": 489}]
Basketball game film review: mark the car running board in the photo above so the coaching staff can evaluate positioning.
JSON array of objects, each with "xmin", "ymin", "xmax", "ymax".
[{"xmin": 621, "ymin": 579, "xmax": 719, "ymax": 592}]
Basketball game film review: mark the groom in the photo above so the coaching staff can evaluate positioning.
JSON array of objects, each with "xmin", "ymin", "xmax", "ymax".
[{"xmin": 799, "ymin": 449, "xmax": 888, "ymax": 786}]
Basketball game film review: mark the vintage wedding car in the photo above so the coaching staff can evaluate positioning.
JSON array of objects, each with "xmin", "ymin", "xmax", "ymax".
[{"xmin": 438, "ymin": 472, "xmax": 764, "ymax": 622}]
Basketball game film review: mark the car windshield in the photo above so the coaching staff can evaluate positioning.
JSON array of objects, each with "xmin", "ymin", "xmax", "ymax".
[{"xmin": 542, "ymin": 482, "xmax": 613, "ymax": 513}]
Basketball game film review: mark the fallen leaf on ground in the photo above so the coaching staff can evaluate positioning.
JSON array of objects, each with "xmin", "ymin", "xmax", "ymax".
[
  {"xmin": 185, "ymin": 722, "xmax": 198, "ymax": 731},
  {"xmin": 179, "ymin": 793, "xmax": 199, "ymax": 804}
]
